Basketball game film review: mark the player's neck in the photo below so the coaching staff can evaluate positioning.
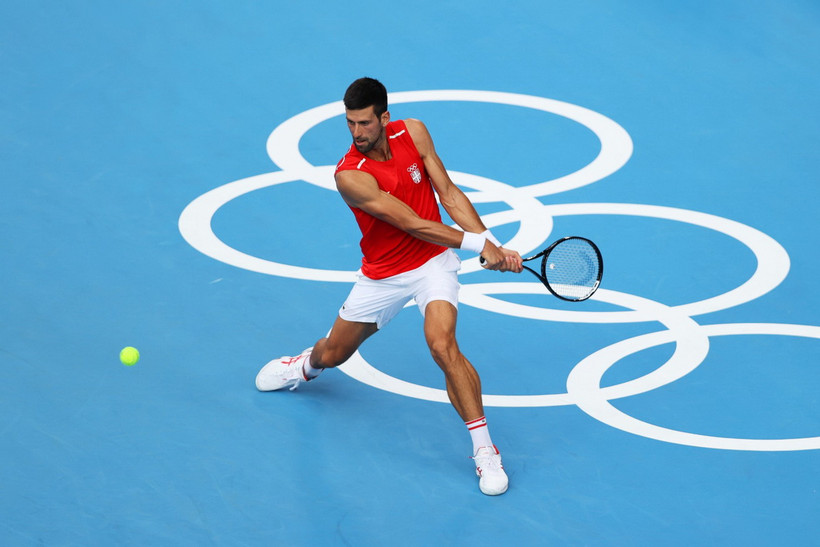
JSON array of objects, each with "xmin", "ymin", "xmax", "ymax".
[{"xmin": 364, "ymin": 135, "xmax": 392, "ymax": 162}]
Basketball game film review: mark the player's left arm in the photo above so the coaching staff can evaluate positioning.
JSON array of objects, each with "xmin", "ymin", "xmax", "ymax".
[
  {"xmin": 406, "ymin": 118, "xmax": 522, "ymax": 271},
  {"xmin": 405, "ymin": 118, "xmax": 486, "ymax": 233}
]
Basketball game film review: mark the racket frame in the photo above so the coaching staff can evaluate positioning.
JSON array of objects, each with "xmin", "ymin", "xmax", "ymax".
[{"xmin": 521, "ymin": 236, "xmax": 603, "ymax": 302}]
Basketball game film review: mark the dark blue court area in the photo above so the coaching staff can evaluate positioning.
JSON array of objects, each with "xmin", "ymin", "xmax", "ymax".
[{"xmin": 2, "ymin": 2, "xmax": 818, "ymax": 545}]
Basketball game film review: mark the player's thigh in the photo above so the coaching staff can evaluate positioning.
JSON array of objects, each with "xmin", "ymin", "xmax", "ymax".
[
  {"xmin": 422, "ymin": 300, "xmax": 459, "ymax": 361},
  {"xmin": 414, "ymin": 250, "xmax": 460, "ymax": 318}
]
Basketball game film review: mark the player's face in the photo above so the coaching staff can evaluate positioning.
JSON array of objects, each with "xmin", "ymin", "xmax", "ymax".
[{"xmin": 346, "ymin": 106, "xmax": 389, "ymax": 154}]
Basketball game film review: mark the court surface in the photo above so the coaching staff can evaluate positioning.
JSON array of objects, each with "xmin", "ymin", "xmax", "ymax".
[{"xmin": 2, "ymin": 2, "xmax": 819, "ymax": 545}]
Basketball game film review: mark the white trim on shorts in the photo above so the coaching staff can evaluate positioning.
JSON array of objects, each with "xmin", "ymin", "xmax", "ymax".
[{"xmin": 339, "ymin": 249, "xmax": 461, "ymax": 329}]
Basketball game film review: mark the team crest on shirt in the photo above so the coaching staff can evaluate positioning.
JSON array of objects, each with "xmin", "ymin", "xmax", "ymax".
[{"xmin": 407, "ymin": 163, "xmax": 422, "ymax": 184}]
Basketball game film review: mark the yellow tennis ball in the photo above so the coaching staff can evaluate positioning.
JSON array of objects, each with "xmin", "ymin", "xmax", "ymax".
[{"xmin": 120, "ymin": 346, "xmax": 140, "ymax": 366}]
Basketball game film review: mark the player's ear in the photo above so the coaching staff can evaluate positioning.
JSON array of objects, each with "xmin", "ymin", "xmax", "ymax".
[{"xmin": 381, "ymin": 110, "xmax": 390, "ymax": 126}]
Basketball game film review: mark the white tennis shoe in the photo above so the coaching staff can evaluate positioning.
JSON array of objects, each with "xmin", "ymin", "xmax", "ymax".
[
  {"xmin": 472, "ymin": 445, "xmax": 508, "ymax": 496},
  {"xmin": 255, "ymin": 349, "xmax": 312, "ymax": 392}
]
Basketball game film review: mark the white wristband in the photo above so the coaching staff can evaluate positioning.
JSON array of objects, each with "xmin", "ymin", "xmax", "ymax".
[
  {"xmin": 481, "ymin": 229, "xmax": 501, "ymax": 247},
  {"xmin": 460, "ymin": 232, "xmax": 487, "ymax": 254}
]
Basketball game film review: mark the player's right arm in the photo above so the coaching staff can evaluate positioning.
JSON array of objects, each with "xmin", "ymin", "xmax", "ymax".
[
  {"xmin": 334, "ymin": 169, "xmax": 509, "ymax": 269},
  {"xmin": 404, "ymin": 118, "xmax": 521, "ymax": 272}
]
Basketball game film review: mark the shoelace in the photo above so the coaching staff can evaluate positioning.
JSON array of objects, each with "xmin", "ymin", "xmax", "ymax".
[
  {"xmin": 472, "ymin": 448, "xmax": 503, "ymax": 472},
  {"xmin": 276, "ymin": 354, "xmax": 308, "ymax": 390}
]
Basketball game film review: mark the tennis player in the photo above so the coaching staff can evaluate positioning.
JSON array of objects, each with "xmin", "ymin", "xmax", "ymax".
[{"xmin": 256, "ymin": 77, "xmax": 523, "ymax": 495}]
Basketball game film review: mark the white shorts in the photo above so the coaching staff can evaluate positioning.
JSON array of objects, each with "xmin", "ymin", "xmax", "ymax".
[{"xmin": 339, "ymin": 249, "xmax": 461, "ymax": 329}]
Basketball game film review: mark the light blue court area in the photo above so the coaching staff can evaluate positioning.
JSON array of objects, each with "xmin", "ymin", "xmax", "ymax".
[{"xmin": 2, "ymin": 2, "xmax": 819, "ymax": 545}]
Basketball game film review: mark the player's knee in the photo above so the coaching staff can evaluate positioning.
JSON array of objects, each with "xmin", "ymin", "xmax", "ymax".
[{"xmin": 428, "ymin": 337, "xmax": 459, "ymax": 369}]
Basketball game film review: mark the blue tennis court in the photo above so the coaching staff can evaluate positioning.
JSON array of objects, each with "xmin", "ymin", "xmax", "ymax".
[{"xmin": 2, "ymin": 2, "xmax": 818, "ymax": 544}]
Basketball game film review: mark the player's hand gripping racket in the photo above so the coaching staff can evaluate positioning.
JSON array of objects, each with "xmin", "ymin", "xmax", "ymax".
[{"xmin": 482, "ymin": 236, "xmax": 603, "ymax": 302}]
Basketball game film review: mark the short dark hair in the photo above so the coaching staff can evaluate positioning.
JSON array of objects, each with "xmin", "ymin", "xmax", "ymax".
[{"xmin": 343, "ymin": 77, "xmax": 388, "ymax": 116}]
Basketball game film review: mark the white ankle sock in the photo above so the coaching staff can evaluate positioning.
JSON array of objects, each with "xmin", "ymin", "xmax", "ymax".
[
  {"xmin": 302, "ymin": 354, "xmax": 322, "ymax": 380},
  {"xmin": 466, "ymin": 416, "xmax": 493, "ymax": 453}
]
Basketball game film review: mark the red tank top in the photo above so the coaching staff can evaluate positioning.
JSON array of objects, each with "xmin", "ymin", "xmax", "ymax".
[{"xmin": 335, "ymin": 120, "xmax": 447, "ymax": 279}]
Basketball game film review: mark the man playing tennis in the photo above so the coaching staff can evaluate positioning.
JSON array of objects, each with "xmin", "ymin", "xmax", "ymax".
[{"xmin": 256, "ymin": 77, "xmax": 523, "ymax": 496}]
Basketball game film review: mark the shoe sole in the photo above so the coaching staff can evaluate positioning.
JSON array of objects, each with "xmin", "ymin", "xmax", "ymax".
[{"xmin": 480, "ymin": 482, "xmax": 509, "ymax": 496}]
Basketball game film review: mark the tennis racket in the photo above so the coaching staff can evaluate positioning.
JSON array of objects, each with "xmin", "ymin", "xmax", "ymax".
[{"xmin": 482, "ymin": 236, "xmax": 603, "ymax": 302}]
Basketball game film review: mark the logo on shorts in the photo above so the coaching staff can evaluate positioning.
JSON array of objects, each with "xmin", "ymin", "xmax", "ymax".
[{"xmin": 407, "ymin": 163, "xmax": 422, "ymax": 184}]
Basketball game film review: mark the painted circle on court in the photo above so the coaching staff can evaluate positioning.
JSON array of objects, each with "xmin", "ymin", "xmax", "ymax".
[
  {"xmin": 567, "ymin": 323, "xmax": 820, "ymax": 451},
  {"xmin": 459, "ymin": 202, "xmax": 790, "ymax": 322},
  {"xmin": 338, "ymin": 288, "xmax": 711, "ymax": 409},
  {"xmin": 265, "ymin": 89, "xmax": 633, "ymax": 197}
]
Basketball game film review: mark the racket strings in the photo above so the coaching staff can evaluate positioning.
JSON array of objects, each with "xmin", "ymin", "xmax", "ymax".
[{"xmin": 543, "ymin": 239, "xmax": 601, "ymax": 300}]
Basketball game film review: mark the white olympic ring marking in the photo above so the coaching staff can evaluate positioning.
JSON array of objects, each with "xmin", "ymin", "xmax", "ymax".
[
  {"xmin": 179, "ymin": 170, "xmax": 355, "ymax": 282},
  {"xmin": 178, "ymin": 90, "xmax": 817, "ymax": 451},
  {"xmin": 265, "ymin": 90, "xmax": 633, "ymax": 198},
  {"xmin": 567, "ymin": 323, "xmax": 820, "ymax": 451},
  {"xmin": 460, "ymin": 202, "xmax": 790, "ymax": 321},
  {"xmin": 338, "ymin": 287, "xmax": 711, "ymax": 408}
]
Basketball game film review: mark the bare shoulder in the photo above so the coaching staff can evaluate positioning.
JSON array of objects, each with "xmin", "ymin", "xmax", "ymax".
[
  {"xmin": 335, "ymin": 168, "xmax": 375, "ymax": 191},
  {"xmin": 404, "ymin": 118, "xmax": 430, "ymax": 139},
  {"xmin": 404, "ymin": 118, "xmax": 434, "ymax": 157},
  {"xmin": 334, "ymin": 168, "xmax": 379, "ymax": 207}
]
